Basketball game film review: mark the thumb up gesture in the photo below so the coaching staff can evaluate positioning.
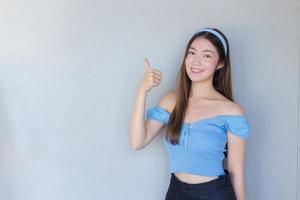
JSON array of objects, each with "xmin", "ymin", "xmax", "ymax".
[{"xmin": 138, "ymin": 58, "xmax": 163, "ymax": 93}]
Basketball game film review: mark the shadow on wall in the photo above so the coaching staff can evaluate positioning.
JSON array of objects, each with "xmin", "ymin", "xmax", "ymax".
[
  {"xmin": 0, "ymin": 90, "xmax": 14, "ymax": 199},
  {"xmin": 0, "ymin": 90, "xmax": 31, "ymax": 200}
]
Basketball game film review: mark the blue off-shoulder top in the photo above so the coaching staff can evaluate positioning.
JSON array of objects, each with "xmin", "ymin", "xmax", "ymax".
[{"xmin": 146, "ymin": 106, "xmax": 250, "ymax": 176}]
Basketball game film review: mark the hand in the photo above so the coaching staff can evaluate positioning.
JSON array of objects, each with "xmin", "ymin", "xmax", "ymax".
[{"xmin": 138, "ymin": 58, "xmax": 163, "ymax": 93}]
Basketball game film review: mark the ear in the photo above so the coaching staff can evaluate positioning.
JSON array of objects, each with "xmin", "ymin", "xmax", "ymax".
[{"xmin": 216, "ymin": 62, "xmax": 225, "ymax": 70}]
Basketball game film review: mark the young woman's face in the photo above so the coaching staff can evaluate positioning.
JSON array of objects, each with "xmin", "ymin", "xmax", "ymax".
[{"xmin": 185, "ymin": 37, "xmax": 223, "ymax": 82}]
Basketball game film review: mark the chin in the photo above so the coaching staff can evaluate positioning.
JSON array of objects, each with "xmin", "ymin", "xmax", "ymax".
[
  {"xmin": 188, "ymin": 73, "xmax": 213, "ymax": 83},
  {"xmin": 190, "ymin": 78, "xmax": 208, "ymax": 83}
]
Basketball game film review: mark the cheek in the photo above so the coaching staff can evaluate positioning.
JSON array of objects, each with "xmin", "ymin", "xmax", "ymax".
[
  {"xmin": 185, "ymin": 57, "xmax": 192, "ymax": 66},
  {"xmin": 185, "ymin": 59, "xmax": 191, "ymax": 72},
  {"xmin": 213, "ymin": 59, "xmax": 219, "ymax": 66},
  {"xmin": 206, "ymin": 58, "xmax": 219, "ymax": 69}
]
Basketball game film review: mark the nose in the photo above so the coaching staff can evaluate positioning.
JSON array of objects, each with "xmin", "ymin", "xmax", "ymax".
[{"xmin": 193, "ymin": 55, "xmax": 203, "ymax": 65}]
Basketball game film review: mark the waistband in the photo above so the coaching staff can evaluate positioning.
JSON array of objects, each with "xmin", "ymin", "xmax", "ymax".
[{"xmin": 170, "ymin": 169, "xmax": 231, "ymax": 190}]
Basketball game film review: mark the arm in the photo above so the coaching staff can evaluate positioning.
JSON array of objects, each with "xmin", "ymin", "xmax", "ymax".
[
  {"xmin": 129, "ymin": 58, "xmax": 163, "ymax": 150},
  {"xmin": 226, "ymin": 104, "xmax": 248, "ymax": 200},
  {"xmin": 129, "ymin": 90, "xmax": 175, "ymax": 150},
  {"xmin": 227, "ymin": 132, "xmax": 247, "ymax": 200},
  {"xmin": 128, "ymin": 88, "xmax": 151, "ymax": 150}
]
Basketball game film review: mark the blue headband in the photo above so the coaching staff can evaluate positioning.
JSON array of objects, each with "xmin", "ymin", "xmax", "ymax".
[{"xmin": 197, "ymin": 28, "xmax": 228, "ymax": 56}]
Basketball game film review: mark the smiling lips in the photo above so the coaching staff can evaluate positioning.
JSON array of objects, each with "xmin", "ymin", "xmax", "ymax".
[{"xmin": 191, "ymin": 67, "xmax": 205, "ymax": 73}]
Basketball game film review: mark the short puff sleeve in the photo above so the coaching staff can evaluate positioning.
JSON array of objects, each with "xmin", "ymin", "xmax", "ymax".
[
  {"xmin": 224, "ymin": 116, "xmax": 250, "ymax": 139},
  {"xmin": 146, "ymin": 106, "xmax": 170, "ymax": 125}
]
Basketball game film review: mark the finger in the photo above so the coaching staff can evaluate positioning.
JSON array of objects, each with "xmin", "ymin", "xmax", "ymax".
[
  {"xmin": 150, "ymin": 67, "xmax": 162, "ymax": 74},
  {"xmin": 152, "ymin": 74, "xmax": 162, "ymax": 80},
  {"xmin": 144, "ymin": 58, "xmax": 151, "ymax": 70},
  {"xmin": 153, "ymin": 79, "xmax": 161, "ymax": 86},
  {"xmin": 149, "ymin": 70, "xmax": 162, "ymax": 76},
  {"xmin": 152, "ymin": 78, "xmax": 161, "ymax": 83}
]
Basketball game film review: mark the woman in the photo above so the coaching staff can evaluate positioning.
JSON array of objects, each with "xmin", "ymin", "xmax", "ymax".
[{"xmin": 129, "ymin": 27, "xmax": 250, "ymax": 200}]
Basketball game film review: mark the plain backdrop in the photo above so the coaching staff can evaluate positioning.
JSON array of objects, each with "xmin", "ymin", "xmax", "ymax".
[{"xmin": 0, "ymin": 0, "xmax": 299, "ymax": 199}]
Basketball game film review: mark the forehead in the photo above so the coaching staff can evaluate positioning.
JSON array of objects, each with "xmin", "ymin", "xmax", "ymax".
[{"xmin": 189, "ymin": 37, "xmax": 217, "ymax": 52}]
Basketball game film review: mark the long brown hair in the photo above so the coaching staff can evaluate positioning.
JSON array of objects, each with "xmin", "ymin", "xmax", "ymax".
[{"xmin": 165, "ymin": 28, "xmax": 233, "ymax": 147}]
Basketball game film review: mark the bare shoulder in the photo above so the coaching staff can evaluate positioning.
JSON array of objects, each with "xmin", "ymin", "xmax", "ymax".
[
  {"xmin": 223, "ymin": 100, "xmax": 246, "ymax": 116},
  {"xmin": 158, "ymin": 90, "xmax": 176, "ymax": 113},
  {"xmin": 213, "ymin": 93, "xmax": 245, "ymax": 116}
]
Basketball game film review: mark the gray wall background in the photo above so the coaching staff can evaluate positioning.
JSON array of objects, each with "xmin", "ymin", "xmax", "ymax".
[{"xmin": 0, "ymin": 0, "xmax": 299, "ymax": 199}]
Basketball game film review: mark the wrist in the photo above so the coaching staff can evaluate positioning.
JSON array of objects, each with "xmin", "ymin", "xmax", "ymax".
[{"xmin": 136, "ymin": 87, "xmax": 148, "ymax": 95}]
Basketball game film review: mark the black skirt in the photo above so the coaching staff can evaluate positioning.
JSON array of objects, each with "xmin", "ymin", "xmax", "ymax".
[{"xmin": 165, "ymin": 170, "xmax": 236, "ymax": 200}]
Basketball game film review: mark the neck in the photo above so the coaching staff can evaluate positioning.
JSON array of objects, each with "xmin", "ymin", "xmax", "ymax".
[{"xmin": 189, "ymin": 78, "xmax": 217, "ymax": 99}]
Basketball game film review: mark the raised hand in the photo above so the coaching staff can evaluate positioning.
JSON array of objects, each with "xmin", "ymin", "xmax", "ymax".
[{"xmin": 138, "ymin": 58, "xmax": 163, "ymax": 93}]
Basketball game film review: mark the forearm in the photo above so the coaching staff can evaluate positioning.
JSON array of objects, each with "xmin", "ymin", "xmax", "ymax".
[
  {"xmin": 229, "ymin": 172, "xmax": 246, "ymax": 200},
  {"xmin": 129, "ymin": 88, "xmax": 148, "ymax": 150}
]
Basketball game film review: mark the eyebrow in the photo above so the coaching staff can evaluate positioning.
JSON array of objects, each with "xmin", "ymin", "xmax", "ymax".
[{"xmin": 189, "ymin": 47, "xmax": 214, "ymax": 53}]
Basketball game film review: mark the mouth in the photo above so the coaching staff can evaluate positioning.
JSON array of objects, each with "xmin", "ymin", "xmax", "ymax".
[{"xmin": 191, "ymin": 67, "xmax": 205, "ymax": 73}]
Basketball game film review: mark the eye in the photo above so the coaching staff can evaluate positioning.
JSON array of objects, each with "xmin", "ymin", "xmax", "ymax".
[
  {"xmin": 188, "ymin": 51, "xmax": 195, "ymax": 55},
  {"xmin": 203, "ymin": 54, "xmax": 212, "ymax": 58}
]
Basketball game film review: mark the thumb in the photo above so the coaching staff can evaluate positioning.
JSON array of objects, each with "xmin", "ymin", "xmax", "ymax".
[{"xmin": 144, "ymin": 58, "xmax": 151, "ymax": 70}]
